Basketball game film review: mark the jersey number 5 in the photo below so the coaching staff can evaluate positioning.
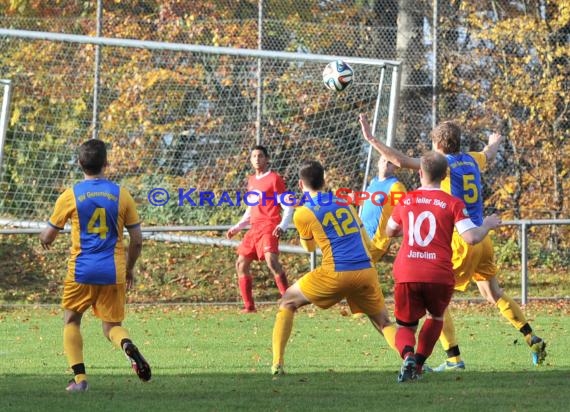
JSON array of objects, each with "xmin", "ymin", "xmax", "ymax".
[
  {"xmin": 407, "ymin": 211, "xmax": 436, "ymax": 247},
  {"xmin": 323, "ymin": 208, "xmax": 359, "ymax": 237},
  {"xmin": 87, "ymin": 208, "xmax": 109, "ymax": 239},
  {"xmin": 463, "ymin": 174, "xmax": 479, "ymax": 204}
]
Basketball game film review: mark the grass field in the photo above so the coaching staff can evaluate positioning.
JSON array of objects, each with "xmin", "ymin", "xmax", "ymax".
[{"xmin": 1, "ymin": 302, "xmax": 569, "ymax": 412}]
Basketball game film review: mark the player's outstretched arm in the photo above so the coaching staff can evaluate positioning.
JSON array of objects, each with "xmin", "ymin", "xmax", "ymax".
[
  {"xmin": 460, "ymin": 214, "xmax": 502, "ymax": 245},
  {"xmin": 359, "ymin": 113, "xmax": 421, "ymax": 170},
  {"xmin": 482, "ymin": 132, "xmax": 503, "ymax": 162}
]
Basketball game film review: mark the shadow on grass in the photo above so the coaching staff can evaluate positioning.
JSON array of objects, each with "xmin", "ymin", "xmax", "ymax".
[{"xmin": 1, "ymin": 370, "xmax": 569, "ymax": 412}]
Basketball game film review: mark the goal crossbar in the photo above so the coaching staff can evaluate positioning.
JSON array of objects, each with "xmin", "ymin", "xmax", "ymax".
[{"xmin": 0, "ymin": 28, "xmax": 401, "ymax": 68}]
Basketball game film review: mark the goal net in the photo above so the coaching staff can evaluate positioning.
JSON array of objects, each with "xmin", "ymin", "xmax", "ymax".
[{"xmin": 0, "ymin": 29, "xmax": 401, "ymax": 230}]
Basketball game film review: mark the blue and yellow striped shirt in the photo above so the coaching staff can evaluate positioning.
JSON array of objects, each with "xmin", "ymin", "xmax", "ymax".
[
  {"xmin": 294, "ymin": 196, "xmax": 372, "ymax": 272},
  {"xmin": 48, "ymin": 179, "xmax": 140, "ymax": 285},
  {"xmin": 441, "ymin": 151, "xmax": 486, "ymax": 226}
]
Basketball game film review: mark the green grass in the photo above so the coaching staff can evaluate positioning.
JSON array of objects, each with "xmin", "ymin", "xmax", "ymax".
[{"xmin": 1, "ymin": 303, "xmax": 569, "ymax": 411}]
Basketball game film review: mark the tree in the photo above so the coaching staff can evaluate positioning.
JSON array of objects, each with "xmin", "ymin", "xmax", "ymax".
[{"xmin": 438, "ymin": 0, "xmax": 569, "ymax": 246}]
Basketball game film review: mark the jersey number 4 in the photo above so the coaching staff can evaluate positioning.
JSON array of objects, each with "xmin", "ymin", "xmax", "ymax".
[
  {"xmin": 407, "ymin": 211, "xmax": 436, "ymax": 247},
  {"xmin": 87, "ymin": 208, "xmax": 109, "ymax": 239}
]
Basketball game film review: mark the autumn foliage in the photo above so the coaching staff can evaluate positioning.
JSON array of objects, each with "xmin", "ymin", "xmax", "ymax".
[{"xmin": 0, "ymin": 0, "xmax": 568, "ymax": 251}]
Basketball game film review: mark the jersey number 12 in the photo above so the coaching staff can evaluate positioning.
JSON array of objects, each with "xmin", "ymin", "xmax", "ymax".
[{"xmin": 323, "ymin": 208, "xmax": 359, "ymax": 237}]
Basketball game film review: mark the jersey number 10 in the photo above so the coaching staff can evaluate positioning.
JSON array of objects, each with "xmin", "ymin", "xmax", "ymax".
[{"xmin": 407, "ymin": 211, "xmax": 436, "ymax": 247}]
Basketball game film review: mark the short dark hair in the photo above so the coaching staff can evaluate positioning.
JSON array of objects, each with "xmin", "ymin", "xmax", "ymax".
[
  {"xmin": 299, "ymin": 160, "xmax": 325, "ymax": 191},
  {"xmin": 78, "ymin": 139, "xmax": 107, "ymax": 175},
  {"xmin": 251, "ymin": 145, "xmax": 269, "ymax": 157},
  {"xmin": 430, "ymin": 121, "xmax": 461, "ymax": 154},
  {"xmin": 420, "ymin": 151, "xmax": 448, "ymax": 182}
]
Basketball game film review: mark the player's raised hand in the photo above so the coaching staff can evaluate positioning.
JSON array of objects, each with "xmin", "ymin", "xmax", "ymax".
[
  {"xmin": 358, "ymin": 114, "xmax": 375, "ymax": 143},
  {"xmin": 488, "ymin": 132, "xmax": 503, "ymax": 146},
  {"xmin": 483, "ymin": 132, "xmax": 503, "ymax": 162}
]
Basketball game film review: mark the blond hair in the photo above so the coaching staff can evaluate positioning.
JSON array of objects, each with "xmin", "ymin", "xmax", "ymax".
[{"xmin": 430, "ymin": 121, "xmax": 461, "ymax": 154}]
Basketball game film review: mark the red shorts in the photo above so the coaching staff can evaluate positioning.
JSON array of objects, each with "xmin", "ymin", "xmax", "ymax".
[
  {"xmin": 394, "ymin": 282, "xmax": 454, "ymax": 324},
  {"xmin": 237, "ymin": 226, "xmax": 279, "ymax": 260}
]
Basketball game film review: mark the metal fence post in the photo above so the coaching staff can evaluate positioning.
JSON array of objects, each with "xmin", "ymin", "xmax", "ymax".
[
  {"xmin": 92, "ymin": 0, "xmax": 102, "ymax": 140},
  {"xmin": 432, "ymin": 0, "xmax": 439, "ymax": 129},
  {"xmin": 521, "ymin": 221, "xmax": 528, "ymax": 305},
  {"xmin": 255, "ymin": 0, "xmax": 264, "ymax": 146},
  {"xmin": 0, "ymin": 79, "xmax": 13, "ymax": 178},
  {"xmin": 360, "ymin": 67, "xmax": 386, "ymax": 215}
]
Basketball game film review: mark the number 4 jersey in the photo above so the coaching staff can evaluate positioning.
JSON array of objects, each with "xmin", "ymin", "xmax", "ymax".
[
  {"xmin": 387, "ymin": 188, "xmax": 475, "ymax": 285},
  {"xmin": 48, "ymin": 179, "xmax": 140, "ymax": 285}
]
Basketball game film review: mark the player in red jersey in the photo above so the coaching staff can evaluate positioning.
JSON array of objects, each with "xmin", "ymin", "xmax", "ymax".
[
  {"xmin": 360, "ymin": 113, "xmax": 546, "ymax": 369},
  {"xmin": 386, "ymin": 152, "xmax": 501, "ymax": 382},
  {"xmin": 227, "ymin": 146, "xmax": 294, "ymax": 313}
]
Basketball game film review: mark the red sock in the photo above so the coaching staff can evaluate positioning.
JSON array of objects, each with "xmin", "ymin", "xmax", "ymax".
[
  {"xmin": 274, "ymin": 273, "xmax": 289, "ymax": 296},
  {"xmin": 238, "ymin": 275, "xmax": 255, "ymax": 310},
  {"xmin": 395, "ymin": 326, "xmax": 416, "ymax": 359},
  {"xmin": 416, "ymin": 318, "xmax": 443, "ymax": 359}
]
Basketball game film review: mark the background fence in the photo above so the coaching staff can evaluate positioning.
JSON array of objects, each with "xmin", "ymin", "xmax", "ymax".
[
  {"xmin": 0, "ymin": 28, "xmax": 401, "ymax": 228},
  {"xmin": 0, "ymin": 0, "xmax": 567, "ymax": 219},
  {"xmin": 0, "ymin": 0, "xmax": 568, "ymax": 303}
]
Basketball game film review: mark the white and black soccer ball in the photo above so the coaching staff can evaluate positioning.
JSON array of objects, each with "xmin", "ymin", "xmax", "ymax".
[{"xmin": 322, "ymin": 60, "xmax": 354, "ymax": 91}]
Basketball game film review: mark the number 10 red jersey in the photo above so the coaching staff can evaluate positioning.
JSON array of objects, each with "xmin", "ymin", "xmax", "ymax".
[{"xmin": 388, "ymin": 188, "xmax": 474, "ymax": 285}]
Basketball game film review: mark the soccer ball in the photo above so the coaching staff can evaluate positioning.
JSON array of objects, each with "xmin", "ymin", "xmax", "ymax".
[{"xmin": 322, "ymin": 60, "xmax": 354, "ymax": 91}]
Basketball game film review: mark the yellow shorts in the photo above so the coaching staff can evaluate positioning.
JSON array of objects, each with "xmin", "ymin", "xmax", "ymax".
[
  {"xmin": 62, "ymin": 280, "xmax": 127, "ymax": 322},
  {"xmin": 452, "ymin": 232, "xmax": 497, "ymax": 292},
  {"xmin": 297, "ymin": 266, "xmax": 386, "ymax": 315}
]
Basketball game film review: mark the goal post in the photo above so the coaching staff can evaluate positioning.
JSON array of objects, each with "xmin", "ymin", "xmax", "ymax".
[
  {"xmin": 0, "ymin": 79, "xmax": 13, "ymax": 184},
  {"xmin": 0, "ymin": 28, "xmax": 401, "ymax": 230}
]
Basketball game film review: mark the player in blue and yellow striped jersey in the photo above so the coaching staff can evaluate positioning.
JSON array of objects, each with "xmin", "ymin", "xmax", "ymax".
[
  {"xmin": 39, "ymin": 139, "xmax": 150, "ymax": 391},
  {"xmin": 359, "ymin": 114, "xmax": 546, "ymax": 369},
  {"xmin": 360, "ymin": 156, "xmax": 407, "ymax": 262},
  {"xmin": 271, "ymin": 160, "xmax": 397, "ymax": 375}
]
